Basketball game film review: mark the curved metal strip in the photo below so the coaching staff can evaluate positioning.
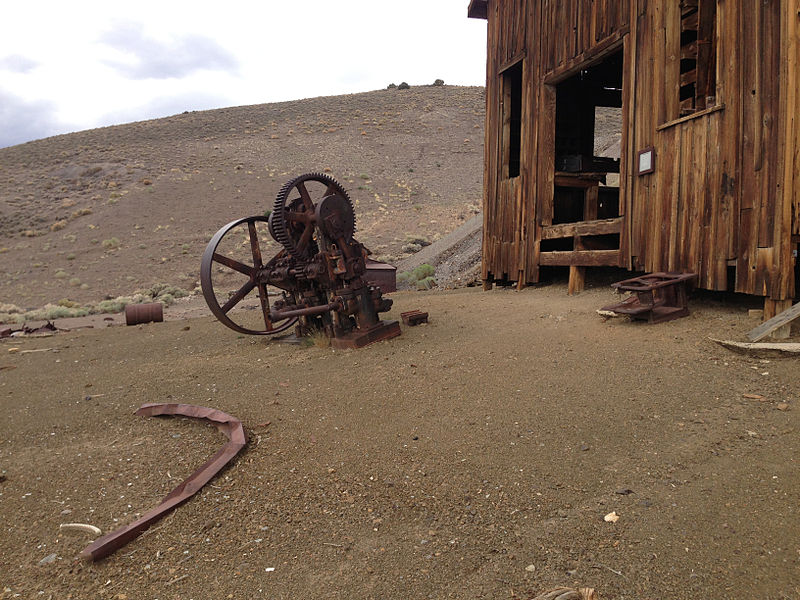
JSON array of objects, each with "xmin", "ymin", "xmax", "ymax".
[{"xmin": 80, "ymin": 403, "xmax": 247, "ymax": 561}]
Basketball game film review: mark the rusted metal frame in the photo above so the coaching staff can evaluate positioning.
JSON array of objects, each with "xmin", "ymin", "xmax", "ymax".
[
  {"xmin": 80, "ymin": 403, "xmax": 247, "ymax": 561},
  {"xmin": 401, "ymin": 310, "xmax": 429, "ymax": 326}
]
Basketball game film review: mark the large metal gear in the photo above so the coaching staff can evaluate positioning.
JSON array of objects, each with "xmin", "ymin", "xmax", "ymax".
[
  {"xmin": 200, "ymin": 172, "xmax": 400, "ymax": 349},
  {"xmin": 270, "ymin": 172, "xmax": 355, "ymax": 258}
]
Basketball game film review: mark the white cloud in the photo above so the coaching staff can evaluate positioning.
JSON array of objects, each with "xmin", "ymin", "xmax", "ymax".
[
  {"xmin": 0, "ymin": 54, "xmax": 39, "ymax": 73},
  {"xmin": 0, "ymin": 90, "xmax": 63, "ymax": 147},
  {"xmin": 99, "ymin": 22, "xmax": 239, "ymax": 79},
  {"xmin": 0, "ymin": 0, "xmax": 487, "ymax": 148}
]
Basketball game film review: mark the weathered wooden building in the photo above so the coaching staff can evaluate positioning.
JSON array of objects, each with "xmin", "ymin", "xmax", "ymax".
[{"xmin": 468, "ymin": 0, "xmax": 800, "ymax": 315}]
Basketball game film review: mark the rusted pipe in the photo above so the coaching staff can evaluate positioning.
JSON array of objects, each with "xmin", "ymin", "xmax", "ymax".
[
  {"xmin": 270, "ymin": 301, "xmax": 342, "ymax": 320},
  {"xmin": 80, "ymin": 403, "xmax": 246, "ymax": 561}
]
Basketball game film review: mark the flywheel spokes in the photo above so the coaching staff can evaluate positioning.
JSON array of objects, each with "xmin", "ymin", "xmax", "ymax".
[{"xmin": 200, "ymin": 216, "xmax": 297, "ymax": 335}]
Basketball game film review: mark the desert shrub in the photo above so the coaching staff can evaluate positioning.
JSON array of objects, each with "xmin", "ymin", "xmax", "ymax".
[
  {"xmin": 92, "ymin": 293, "xmax": 148, "ymax": 315},
  {"xmin": 102, "ymin": 237, "xmax": 120, "ymax": 249},
  {"xmin": 387, "ymin": 83, "xmax": 397, "ymax": 89},
  {"xmin": 57, "ymin": 299, "xmax": 81, "ymax": 308},
  {"xmin": 303, "ymin": 330, "xmax": 331, "ymax": 349},
  {"xmin": 0, "ymin": 303, "xmax": 23, "ymax": 314},
  {"xmin": 397, "ymin": 264, "xmax": 437, "ymax": 291},
  {"xmin": 93, "ymin": 299, "xmax": 127, "ymax": 314},
  {"xmin": 26, "ymin": 304, "xmax": 90, "ymax": 320},
  {"xmin": 433, "ymin": 79, "xmax": 444, "ymax": 86},
  {"xmin": 416, "ymin": 276, "xmax": 437, "ymax": 290},
  {"xmin": 412, "ymin": 263, "xmax": 435, "ymax": 280},
  {"xmin": 397, "ymin": 271, "xmax": 415, "ymax": 284},
  {"xmin": 144, "ymin": 283, "xmax": 188, "ymax": 301},
  {"xmin": 54, "ymin": 270, "xmax": 68, "ymax": 279},
  {"xmin": 71, "ymin": 207, "xmax": 93, "ymax": 218},
  {"xmin": 398, "ymin": 82, "xmax": 410, "ymax": 90},
  {"xmin": 68, "ymin": 278, "xmax": 81, "ymax": 287},
  {"xmin": 50, "ymin": 220, "xmax": 67, "ymax": 232},
  {"xmin": 402, "ymin": 234, "xmax": 431, "ymax": 254}
]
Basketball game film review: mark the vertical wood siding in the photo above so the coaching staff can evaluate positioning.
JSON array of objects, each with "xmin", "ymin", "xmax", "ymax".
[{"xmin": 480, "ymin": 0, "xmax": 795, "ymax": 299}]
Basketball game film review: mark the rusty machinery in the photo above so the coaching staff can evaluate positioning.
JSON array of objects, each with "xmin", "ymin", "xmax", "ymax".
[{"xmin": 200, "ymin": 173, "xmax": 400, "ymax": 348}]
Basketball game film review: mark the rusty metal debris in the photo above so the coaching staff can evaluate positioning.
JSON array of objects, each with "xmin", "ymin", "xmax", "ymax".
[
  {"xmin": 80, "ymin": 403, "xmax": 246, "ymax": 561},
  {"xmin": 600, "ymin": 272, "xmax": 696, "ymax": 324},
  {"xmin": 125, "ymin": 302, "xmax": 164, "ymax": 326},
  {"xmin": 401, "ymin": 309, "xmax": 429, "ymax": 326},
  {"xmin": 1, "ymin": 321, "xmax": 60, "ymax": 338},
  {"xmin": 200, "ymin": 173, "xmax": 400, "ymax": 348}
]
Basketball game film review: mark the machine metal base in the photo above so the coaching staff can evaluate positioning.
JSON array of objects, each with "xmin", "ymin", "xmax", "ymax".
[{"xmin": 331, "ymin": 320, "xmax": 401, "ymax": 349}]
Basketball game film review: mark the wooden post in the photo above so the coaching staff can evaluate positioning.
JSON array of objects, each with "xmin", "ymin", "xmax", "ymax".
[
  {"xmin": 763, "ymin": 298, "xmax": 793, "ymax": 339},
  {"xmin": 568, "ymin": 266, "xmax": 586, "ymax": 295},
  {"xmin": 483, "ymin": 279, "xmax": 493, "ymax": 291}
]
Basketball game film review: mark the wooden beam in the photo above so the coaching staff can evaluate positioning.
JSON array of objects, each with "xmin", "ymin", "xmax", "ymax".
[
  {"xmin": 539, "ymin": 250, "xmax": 620, "ymax": 266},
  {"xmin": 655, "ymin": 103, "xmax": 724, "ymax": 131},
  {"xmin": 568, "ymin": 266, "xmax": 586, "ymax": 294},
  {"xmin": 542, "ymin": 30, "xmax": 628, "ymax": 85},
  {"xmin": 467, "ymin": 0, "xmax": 487, "ymax": 19},
  {"xmin": 540, "ymin": 217, "xmax": 623, "ymax": 240},
  {"xmin": 747, "ymin": 300, "xmax": 800, "ymax": 342}
]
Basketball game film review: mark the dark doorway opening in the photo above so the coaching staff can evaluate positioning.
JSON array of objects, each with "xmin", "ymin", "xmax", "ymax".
[{"xmin": 553, "ymin": 49, "xmax": 623, "ymax": 228}]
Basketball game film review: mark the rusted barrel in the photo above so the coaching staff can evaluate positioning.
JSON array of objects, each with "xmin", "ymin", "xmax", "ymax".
[{"xmin": 125, "ymin": 302, "xmax": 164, "ymax": 326}]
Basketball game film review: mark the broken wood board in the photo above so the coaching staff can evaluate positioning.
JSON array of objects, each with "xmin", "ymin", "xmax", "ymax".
[
  {"xmin": 746, "ymin": 302, "xmax": 800, "ymax": 342},
  {"xmin": 711, "ymin": 338, "xmax": 800, "ymax": 358}
]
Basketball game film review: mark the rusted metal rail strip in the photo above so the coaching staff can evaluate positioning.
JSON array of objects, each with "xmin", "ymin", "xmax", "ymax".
[{"xmin": 80, "ymin": 403, "xmax": 247, "ymax": 561}]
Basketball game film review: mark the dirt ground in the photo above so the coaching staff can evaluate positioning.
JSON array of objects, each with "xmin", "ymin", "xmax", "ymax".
[{"xmin": 1, "ymin": 282, "xmax": 798, "ymax": 600}]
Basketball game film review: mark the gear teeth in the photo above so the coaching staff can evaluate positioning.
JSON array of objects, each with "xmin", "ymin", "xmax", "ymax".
[{"xmin": 272, "ymin": 173, "xmax": 355, "ymax": 258}]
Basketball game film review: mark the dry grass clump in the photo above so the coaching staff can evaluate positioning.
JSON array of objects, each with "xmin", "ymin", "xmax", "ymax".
[
  {"xmin": 303, "ymin": 330, "xmax": 331, "ymax": 348},
  {"xmin": 398, "ymin": 263, "xmax": 437, "ymax": 290},
  {"xmin": 0, "ymin": 283, "xmax": 192, "ymax": 324}
]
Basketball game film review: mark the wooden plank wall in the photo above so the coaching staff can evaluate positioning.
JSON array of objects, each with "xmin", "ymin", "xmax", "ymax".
[
  {"xmin": 482, "ymin": 0, "xmax": 632, "ymax": 283},
  {"xmin": 480, "ymin": 0, "xmax": 795, "ymax": 299},
  {"xmin": 790, "ymin": 0, "xmax": 800, "ymax": 241},
  {"xmin": 628, "ymin": 0, "xmax": 793, "ymax": 298},
  {"xmin": 481, "ymin": 0, "xmax": 528, "ymax": 282}
]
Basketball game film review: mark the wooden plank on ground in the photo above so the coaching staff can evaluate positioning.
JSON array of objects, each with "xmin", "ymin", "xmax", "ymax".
[
  {"xmin": 746, "ymin": 302, "xmax": 800, "ymax": 342},
  {"xmin": 711, "ymin": 338, "xmax": 800, "ymax": 358}
]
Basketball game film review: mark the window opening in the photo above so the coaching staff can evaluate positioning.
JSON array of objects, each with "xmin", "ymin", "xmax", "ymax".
[
  {"xmin": 679, "ymin": 0, "xmax": 717, "ymax": 115},
  {"xmin": 502, "ymin": 61, "xmax": 522, "ymax": 178},
  {"xmin": 553, "ymin": 50, "xmax": 622, "ymax": 226}
]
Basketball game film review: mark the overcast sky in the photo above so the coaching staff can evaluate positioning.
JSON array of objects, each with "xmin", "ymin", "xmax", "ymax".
[{"xmin": 0, "ymin": 1, "xmax": 488, "ymax": 148}]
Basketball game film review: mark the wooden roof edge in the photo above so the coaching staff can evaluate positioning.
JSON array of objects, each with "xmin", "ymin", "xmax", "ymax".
[{"xmin": 468, "ymin": 0, "xmax": 487, "ymax": 19}]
